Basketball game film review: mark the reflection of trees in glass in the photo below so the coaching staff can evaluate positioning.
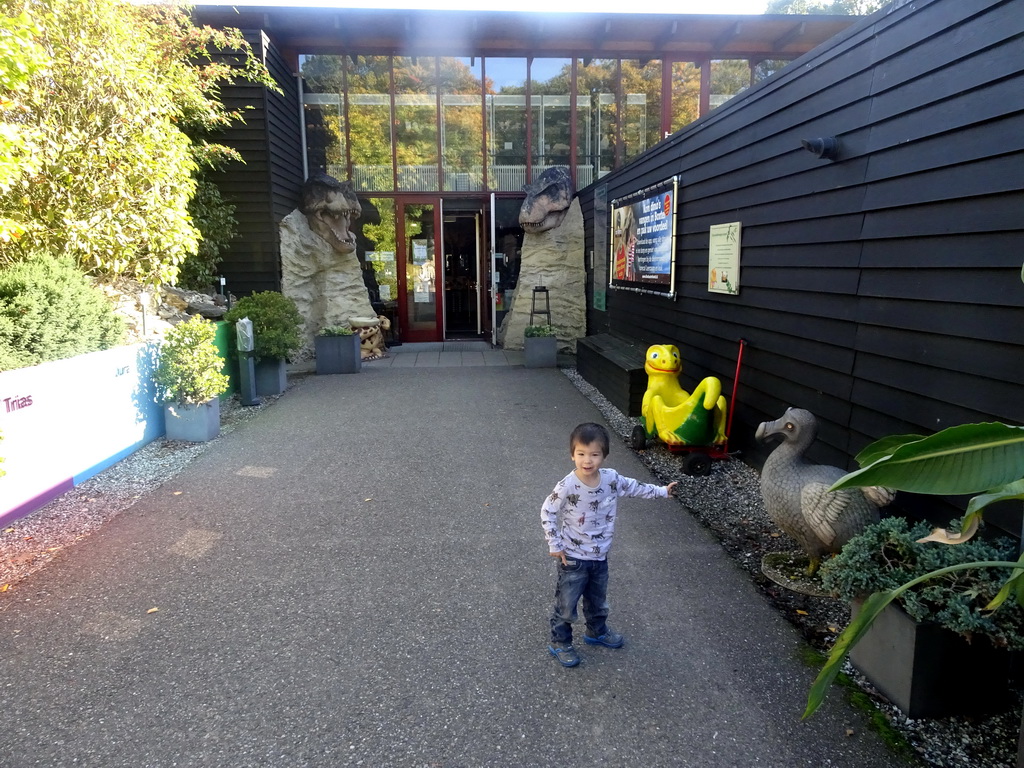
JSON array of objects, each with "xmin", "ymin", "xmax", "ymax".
[
  {"xmin": 359, "ymin": 198, "xmax": 396, "ymax": 303},
  {"xmin": 577, "ymin": 59, "xmax": 618, "ymax": 175},
  {"xmin": 440, "ymin": 57, "xmax": 484, "ymax": 189},
  {"xmin": 710, "ymin": 59, "xmax": 750, "ymax": 108},
  {"xmin": 670, "ymin": 62, "xmax": 701, "ymax": 132},
  {"xmin": 622, "ymin": 60, "xmax": 661, "ymax": 162}
]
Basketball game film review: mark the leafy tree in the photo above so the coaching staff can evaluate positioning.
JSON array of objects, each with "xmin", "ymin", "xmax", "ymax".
[
  {"xmin": 0, "ymin": 0, "xmax": 273, "ymax": 288},
  {"xmin": 766, "ymin": 0, "xmax": 887, "ymax": 13}
]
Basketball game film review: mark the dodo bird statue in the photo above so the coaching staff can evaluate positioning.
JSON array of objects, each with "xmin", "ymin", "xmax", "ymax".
[{"xmin": 755, "ymin": 407, "xmax": 894, "ymax": 576}]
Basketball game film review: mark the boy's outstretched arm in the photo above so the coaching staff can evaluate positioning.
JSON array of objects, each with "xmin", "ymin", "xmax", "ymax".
[{"xmin": 665, "ymin": 481, "xmax": 678, "ymax": 496}]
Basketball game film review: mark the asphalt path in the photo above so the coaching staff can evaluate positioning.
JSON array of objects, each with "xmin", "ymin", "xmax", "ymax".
[{"xmin": 0, "ymin": 367, "xmax": 909, "ymax": 767}]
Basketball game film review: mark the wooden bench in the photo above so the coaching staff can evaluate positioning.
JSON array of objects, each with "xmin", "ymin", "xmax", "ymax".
[{"xmin": 577, "ymin": 334, "xmax": 648, "ymax": 417}]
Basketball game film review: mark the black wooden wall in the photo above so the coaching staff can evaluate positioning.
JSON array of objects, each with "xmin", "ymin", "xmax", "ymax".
[
  {"xmin": 578, "ymin": 0, "xmax": 1024, "ymax": 525},
  {"xmin": 214, "ymin": 31, "xmax": 304, "ymax": 296}
]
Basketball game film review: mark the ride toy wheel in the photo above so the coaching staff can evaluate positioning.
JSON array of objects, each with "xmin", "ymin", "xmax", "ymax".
[
  {"xmin": 682, "ymin": 452, "xmax": 712, "ymax": 476},
  {"xmin": 630, "ymin": 425, "xmax": 647, "ymax": 450}
]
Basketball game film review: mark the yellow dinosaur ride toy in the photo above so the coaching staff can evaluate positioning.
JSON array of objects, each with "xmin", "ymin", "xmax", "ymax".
[{"xmin": 630, "ymin": 343, "xmax": 739, "ymax": 475}]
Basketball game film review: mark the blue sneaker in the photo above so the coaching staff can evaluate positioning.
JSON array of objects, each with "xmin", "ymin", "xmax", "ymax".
[
  {"xmin": 548, "ymin": 643, "xmax": 581, "ymax": 667},
  {"xmin": 584, "ymin": 630, "xmax": 624, "ymax": 648}
]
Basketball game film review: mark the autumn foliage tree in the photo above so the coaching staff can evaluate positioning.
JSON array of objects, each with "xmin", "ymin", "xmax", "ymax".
[{"xmin": 0, "ymin": 0, "xmax": 273, "ymax": 287}]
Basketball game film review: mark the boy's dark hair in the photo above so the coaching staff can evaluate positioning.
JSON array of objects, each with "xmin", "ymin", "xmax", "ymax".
[{"xmin": 570, "ymin": 422, "xmax": 610, "ymax": 456}]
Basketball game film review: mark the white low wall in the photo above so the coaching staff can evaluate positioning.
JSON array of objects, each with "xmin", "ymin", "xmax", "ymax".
[{"xmin": 0, "ymin": 344, "xmax": 165, "ymax": 526}]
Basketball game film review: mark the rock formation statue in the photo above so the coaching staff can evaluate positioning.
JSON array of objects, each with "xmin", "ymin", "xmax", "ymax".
[
  {"xmin": 756, "ymin": 407, "xmax": 895, "ymax": 575},
  {"xmin": 498, "ymin": 167, "xmax": 585, "ymax": 352},
  {"xmin": 281, "ymin": 172, "xmax": 377, "ymax": 360}
]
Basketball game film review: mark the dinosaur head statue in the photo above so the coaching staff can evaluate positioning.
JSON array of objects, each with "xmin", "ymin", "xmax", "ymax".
[
  {"xmin": 644, "ymin": 344, "xmax": 682, "ymax": 376},
  {"xmin": 519, "ymin": 166, "xmax": 572, "ymax": 233},
  {"xmin": 300, "ymin": 172, "xmax": 361, "ymax": 254}
]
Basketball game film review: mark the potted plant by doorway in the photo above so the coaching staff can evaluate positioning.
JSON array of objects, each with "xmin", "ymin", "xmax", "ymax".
[
  {"xmin": 315, "ymin": 325, "xmax": 360, "ymax": 374},
  {"xmin": 224, "ymin": 291, "xmax": 302, "ymax": 396},
  {"xmin": 523, "ymin": 324, "xmax": 557, "ymax": 368},
  {"xmin": 154, "ymin": 315, "xmax": 230, "ymax": 442}
]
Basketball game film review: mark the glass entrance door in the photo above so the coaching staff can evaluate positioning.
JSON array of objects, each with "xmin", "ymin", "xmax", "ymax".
[{"xmin": 397, "ymin": 199, "xmax": 442, "ymax": 342}]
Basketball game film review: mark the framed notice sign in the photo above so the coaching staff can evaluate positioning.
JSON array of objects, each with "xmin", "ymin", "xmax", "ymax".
[
  {"xmin": 708, "ymin": 222, "xmax": 741, "ymax": 295},
  {"xmin": 609, "ymin": 177, "xmax": 677, "ymax": 297}
]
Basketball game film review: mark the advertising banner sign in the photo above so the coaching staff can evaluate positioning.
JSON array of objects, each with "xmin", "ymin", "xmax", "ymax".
[{"xmin": 610, "ymin": 177, "xmax": 677, "ymax": 296}]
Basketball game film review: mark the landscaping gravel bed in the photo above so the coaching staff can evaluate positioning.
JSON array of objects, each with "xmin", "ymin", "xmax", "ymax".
[{"xmin": 1, "ymin": 370, "xmax": 1020, "ymax": 767}]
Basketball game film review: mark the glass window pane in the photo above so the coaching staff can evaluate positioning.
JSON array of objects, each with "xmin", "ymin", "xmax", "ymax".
[
  {"xmin": 622, "ymin": 59, "xmax": 661, "ymax": 163},
  {"xmin": 485, "ymin": 58, "xmax": 527, "ymax": 192},
  {"xmin": 529, "ymin": 58, "xmax": 571, "ymax": 179},
  {"xmin": 753, "ymin": 59, "xmax": 787, "ymax": 83},
  {"xmin": 299, "ymin": 54, "xmax": 345, "ymax": 179},
  {"xmin": 405, "ymin": 204, "xmax": 437, "ymax": 334},
  {"xmin": 670, "ymin": 61, "xmax": 700, "ymax": 133},
  {"xmin": 441, "ymin": 57, "xmax": 483, "ymax": 192},
  {"xmin": 356, "ymin": 197, "xmax": 397, "ymax": 307},
  {"xmin": 347, "ymin": 56, "xmax": 394, "ymax": 192},
  {"xmin": 710, "ymin": 59, "xmax": 750, "ymax": 110},
  {"xmin": 576, "ymin": 59, "xmax": 617, "ymax": 185},
  {"xmin": 394, "ymin": 57, "xmax": 439, "ymax": 191}
]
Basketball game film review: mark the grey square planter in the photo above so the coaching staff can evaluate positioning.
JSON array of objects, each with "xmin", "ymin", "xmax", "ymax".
[
  {"xmin": 849, "ymin": 600, "xmax": 1012, "ymax": 718},
  {"xmin": 164, "ymin": 399, "xmax": 220, "ymax": 443},
  {"xmin": 524, "ymin": 336, "xmax": 557, "ymax": 367},
  {"xmin": 255, "ymin": 358, "xmax": 287, "ymax": 396},
  {"xmin": 315, "ymin": 334, "xmax": 361, "ymax": 374}
]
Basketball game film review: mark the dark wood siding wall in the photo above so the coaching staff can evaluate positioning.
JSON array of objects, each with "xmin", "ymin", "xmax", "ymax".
[
  {"xmin": 579, "ymin": 0, "xmax": 1024, "ymax": 498},
  {"xmin": 216, "ymin": 31, "xmax": 303, "ymax": 296}
]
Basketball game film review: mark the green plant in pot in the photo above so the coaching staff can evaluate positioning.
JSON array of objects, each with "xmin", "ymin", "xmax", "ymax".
[
  {"xmin": 804, "ymin": 421, "xmax": 1024, "ymax": 719},
  {"xmin": 154, "ymin": 315, "xmax": 230, "ymax": 442},
  {"xmin": 523, "ymin": 324, "xmax": 557, "ymax": 368},
  {"xmin": 224, "ymin": 291, "xmax": 302, "ymax": 396},
  {"xmin": 315, "ymin": 325, "xmax": 360, "ymax": 375}
]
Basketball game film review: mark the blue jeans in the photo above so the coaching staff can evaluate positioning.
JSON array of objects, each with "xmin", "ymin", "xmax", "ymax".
[{"xmin": 549, "ymin": 558, "xmax": 610, "ymax": 645}]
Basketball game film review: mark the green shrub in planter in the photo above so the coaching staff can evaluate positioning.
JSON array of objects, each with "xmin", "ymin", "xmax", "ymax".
[
  {"xmin": 524, "ymin": 324, "xmax": 556, "ymax": 337},
  {"xmin": 821, "ymin": 517, "xmax": 1024, "ymax": 650},
  {"xmin": 0, "ymin": 254, "xmax": 125, "ymax": 372},
  {"xmin": 155, "ymin": 315, "xmax": 230, "ymax": 406},
  {"xmin": 224, "ymin": 291, "xmax": 302, "ymax": 362},
  {"xmin": 315, "ymin": 325, "xmax": 360, "ymax": 374},
  {"xmin": 805, "ymin": 421, "xmax": 1024, "ymax": 718}
]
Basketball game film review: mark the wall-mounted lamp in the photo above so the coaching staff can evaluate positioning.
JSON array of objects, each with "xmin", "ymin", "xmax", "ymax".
[{"xmin": 801, "ymin": 136, "xmax": 839, "ymax": 161}]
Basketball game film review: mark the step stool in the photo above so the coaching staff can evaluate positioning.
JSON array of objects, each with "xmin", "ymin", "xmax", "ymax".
[{"xmin": 530, "ymin": 286, "xmax": 551, "ymax": 326}]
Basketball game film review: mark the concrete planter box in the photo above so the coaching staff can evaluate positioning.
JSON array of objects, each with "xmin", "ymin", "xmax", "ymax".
[
  {"xmin": 255, "ymin": 358, "xmax": 287, "ymax": 396},
  {"xmin": 524, "ymin": 336, "xmax": 557, "ymax": 367},
  {"xmin": 849, "ymin": 600, "xmax": 1013, "ymax": 718},
  {"xmin": 315, "ymin": 334, "xmax": 361, "ymax": 374},
  {"xmin": 164, "ymin": 399, "xmax": 220, "ymax": 443}
]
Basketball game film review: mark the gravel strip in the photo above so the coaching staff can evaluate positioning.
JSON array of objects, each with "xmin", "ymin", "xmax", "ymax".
[{"xmin": 1, "ymin": 370, "xmax": 1020, "ymax": 767}]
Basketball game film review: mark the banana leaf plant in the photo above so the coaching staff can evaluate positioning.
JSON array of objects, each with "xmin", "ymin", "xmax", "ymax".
[{"xmin": 803, "ymin": 422, "xmax": 1024, "ymax": 719}]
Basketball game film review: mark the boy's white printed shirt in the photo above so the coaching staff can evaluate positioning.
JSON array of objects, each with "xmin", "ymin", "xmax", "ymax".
[{"xmin": 541, "ymin": 468, "xmax": 667, "ymax": 561}]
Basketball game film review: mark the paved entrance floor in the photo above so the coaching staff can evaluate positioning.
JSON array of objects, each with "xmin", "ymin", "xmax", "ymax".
[
  {"xmin": 369, "ymin": 340, "xmax": 524, "ymax": 368},
  {"xmin": 0, "ymin": 367, "xmax": 908, "ymax": 767}
]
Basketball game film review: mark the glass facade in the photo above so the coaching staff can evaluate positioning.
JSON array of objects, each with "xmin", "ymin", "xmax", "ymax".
[{"xmin": 300, "ymin": 54, "xmax": 788, "ymax": 194}]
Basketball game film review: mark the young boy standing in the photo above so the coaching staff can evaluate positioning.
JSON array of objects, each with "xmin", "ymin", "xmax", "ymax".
[{"xmin": 541, "ymin": 422, "xmax": 677, "ymax": 667}]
